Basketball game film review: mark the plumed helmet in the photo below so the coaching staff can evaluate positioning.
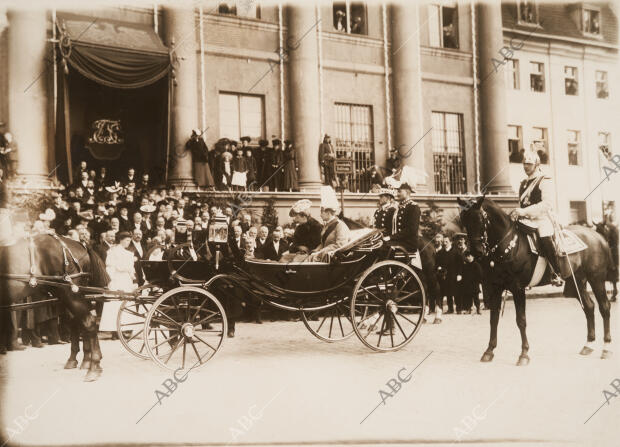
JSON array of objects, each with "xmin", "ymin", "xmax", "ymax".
[{"xmin": 522, "ymin": 150, "xmax": 540, "ymax": 165}]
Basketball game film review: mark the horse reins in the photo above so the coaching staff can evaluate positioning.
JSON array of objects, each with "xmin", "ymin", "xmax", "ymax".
[{"xmin": 480, "ymin": 207, "xmax": 519, "ymax": 268}]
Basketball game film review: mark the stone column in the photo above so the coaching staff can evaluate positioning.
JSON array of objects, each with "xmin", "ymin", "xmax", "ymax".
[
  {"xmin": 391, "ymin": 3, "xmax": 427, "ymax": 191},
  {"xmin": 477, "ymin": 3, "xmax": 512, "ymax": 193},
  {"xmin": 7, "ymin": 9, "xmax": 50, "ymax": 187},
  {"xmin": 162, "ymin": 6, "xmax": 197, "ymax": 187},
  {"xmin": 287, "ymin": 3, "xmax": 322, "ymax": 191}
]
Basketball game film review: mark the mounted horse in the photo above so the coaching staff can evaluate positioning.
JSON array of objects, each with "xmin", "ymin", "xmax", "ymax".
[
  {"xmin": 0, "ymin": 233, "xmax": 109, "ymax": 381},
  {"xmin": 458, "ymin": 195, "xmax": 613, "ymax": 365}
]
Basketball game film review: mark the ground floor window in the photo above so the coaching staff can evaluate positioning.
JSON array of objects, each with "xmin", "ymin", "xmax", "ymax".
[
  {"xmin": 334, "ymin": 102, "xmax": 375, "ymax": 192},
  {"xmin": 432, "ymin": 111, "xmax": 466, "ymax": 194}
]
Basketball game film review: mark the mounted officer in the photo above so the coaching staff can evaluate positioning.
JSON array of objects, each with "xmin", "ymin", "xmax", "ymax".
[{"xmin": 510, "ymin": 149, "xmax": 563, "ymax": 286}]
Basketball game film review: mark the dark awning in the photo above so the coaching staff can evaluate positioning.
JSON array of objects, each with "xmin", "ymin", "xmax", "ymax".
[{"xmin": 56, "ymin": 13, "xmax": 171, "ymax": 89}]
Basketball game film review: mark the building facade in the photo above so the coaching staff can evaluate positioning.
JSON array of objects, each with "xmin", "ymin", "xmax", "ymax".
[{"xmin": 0, "ymin": 1, "xmax": 617, "ymax": 223}]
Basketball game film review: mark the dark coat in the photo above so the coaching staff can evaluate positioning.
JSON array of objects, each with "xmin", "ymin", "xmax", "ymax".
[
  {"xmin": 291, "ymin": 217, "xmax": 322, "ymax": 253},
  {"xmin": 436, "ymin": 247, "xmax": 462, "ymax": 295},
  {"xmin": 245, "ymin": 155, "xmax": 257, "ymax": 185},
  {"xmin": 282, "ymin": 147, "xmax": 298, "ymax": 191},
  {"xmin": 374, "ymin": 205, "xmax": 395, "ymax": 233},
  {"xmin": 388, "ymin": 199, "xmax": 421, "ymax": 252},
  {"xmin": 259, "ymin": 147, "xmax": 275, "ymax": 188},
  {"xmin": 261, "ymin": 239, "xmax": 289, "ymax": 261},
  {"xmin": 461, "ymin": 260, "xmax": 482, "ymax": 294}
]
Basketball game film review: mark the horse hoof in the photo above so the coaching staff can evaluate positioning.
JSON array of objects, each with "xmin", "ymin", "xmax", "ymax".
[
  {"xmin": 516, "ymin": 355, "xmax": 530, "ymax": 366},
  {"xmin": 83, "ymin": 369, "xmax": 101, "ymax": 382},
  {"xmin": 80, "ymin": 360, "xmax": 91, "ymax": 370},
  {"xmin": 579, "ymin": 346, "xmax": 594, "ymax": 356},
  {"xmin": 601, "ymin": 350, "xmax": 613, "ymax": 360},
  {"xmin": 480, "ymin": 352, "xmax": 494, "ymax": 362},
  {"xmin": 64, "ymin": 360, "xmax": 78, "ymax": 369}
]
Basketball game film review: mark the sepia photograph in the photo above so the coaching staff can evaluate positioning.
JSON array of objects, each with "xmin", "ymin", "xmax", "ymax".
[{"xmin": 0, "ymin": 0, "xmax": 618, "ymax": 446}]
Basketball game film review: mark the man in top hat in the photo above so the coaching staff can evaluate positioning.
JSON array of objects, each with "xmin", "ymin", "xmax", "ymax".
[
  {"xmin": 384, "ymin": 183, "xmax": 421, "ymax": 253},
  {"xmin": 318, "ymin": 134, "xmax": 338, "ymax": 188},
  {"xmin": 374, "ymin": 188, "xmax": 396, "ymax": 233},
  {"xmin": 510, "ymin": 149, "xmax": 563, "ymax": 286}
]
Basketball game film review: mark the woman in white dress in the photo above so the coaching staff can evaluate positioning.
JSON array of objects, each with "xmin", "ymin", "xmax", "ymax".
[{"xmin": 99, "ymin": 231, "xmax": 136, "ymax": 332}]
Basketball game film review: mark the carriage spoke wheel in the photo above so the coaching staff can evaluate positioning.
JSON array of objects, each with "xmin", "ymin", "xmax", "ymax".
[
  {"xmin": 300, "ymin": 296, "xmax": 360, "ymax": 342},
  {"xmin": 144, "ymin": 287, "xmax": 227, "ymax": 371},
  {"xmin": 117, "ymin": 299, "xmax": 159, "ymax": 360},
  {"xmin": 351, "ymin": 260, "xmax": 425, "ymax": 352}
]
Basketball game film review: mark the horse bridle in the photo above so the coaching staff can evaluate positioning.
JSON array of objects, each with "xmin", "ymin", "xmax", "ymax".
[{"xmin": 474, "ymin": 207, "xmax": 519, "ymax": 267}]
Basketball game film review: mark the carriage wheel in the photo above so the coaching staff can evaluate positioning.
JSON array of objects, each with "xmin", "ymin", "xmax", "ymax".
[
  {"xmin": 143, "ymin": 287, "xmax": 227, "ymax": 371},
  {"xmin": 117, "ymin": 299, "xmax": 158, "ymax": 360},
  {"xmin": 351, "ymin": 260, "xmax": 425, "ymax": 352},
  {"xmin": 300, "ymin": 297, "xmax": 359, "ymax": 342}
]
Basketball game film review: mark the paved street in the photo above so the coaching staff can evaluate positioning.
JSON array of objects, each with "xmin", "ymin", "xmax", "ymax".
[{"xmin": 1, "ymin": 297, "xmax": 619, "ymax": 447}]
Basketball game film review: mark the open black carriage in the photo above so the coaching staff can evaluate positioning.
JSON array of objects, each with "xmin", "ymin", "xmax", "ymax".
[{"xmin": 138, "ymin": 227, "xmax": 427, "ymax": 371}]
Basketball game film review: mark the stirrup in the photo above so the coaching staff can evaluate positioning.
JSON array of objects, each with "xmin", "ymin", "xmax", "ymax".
[{"xmin": 551, "ymin": 274, "xmax": 564, "ymax": 287}]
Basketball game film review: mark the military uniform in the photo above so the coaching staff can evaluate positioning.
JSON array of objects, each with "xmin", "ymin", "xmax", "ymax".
[
  {"xmin": 518, "ymin": 173, "xmax": 554, "ymax": 236},
  {"xmin": 374, "ymin": 204, "xmax": 395, "ymax": 233},
  {"xmin": 388, "ymin": 198, "xmax": 421, "ymax": 252}
]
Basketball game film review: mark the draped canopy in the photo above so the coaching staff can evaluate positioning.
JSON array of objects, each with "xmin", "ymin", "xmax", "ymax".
[{"xmin": 56, "ymin": 13, "xmax": 171, "ymax": 89}]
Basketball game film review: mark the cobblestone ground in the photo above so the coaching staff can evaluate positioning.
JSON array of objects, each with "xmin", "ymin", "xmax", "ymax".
[{"xmin": 1, "ymin": 298, "xmax": 619, "ymax": 447}]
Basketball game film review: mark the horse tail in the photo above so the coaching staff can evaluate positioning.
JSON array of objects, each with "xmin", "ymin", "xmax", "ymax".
[{"xmin": 86, "ymin": 245, "xmax": 109, "ymax": 288}]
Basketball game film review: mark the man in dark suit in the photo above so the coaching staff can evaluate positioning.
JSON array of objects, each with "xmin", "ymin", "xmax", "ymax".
[
  {"xmin": 129, "ymin": 228, "xmax": 146, "ymax": 286},
  {"xmin": 261, "ymin": 228, "xmax": 289, "ymax": 261},
  {"xmin": 255, "ymin": 226, "xmax": 269, "ymax": 258},
  {"xmin": 373, "ymin": 188, "xmax": 396, "ymax": 233},
  {"xmin": 435, "ymin": 236, "xmax": 462, "ymax": 315}
]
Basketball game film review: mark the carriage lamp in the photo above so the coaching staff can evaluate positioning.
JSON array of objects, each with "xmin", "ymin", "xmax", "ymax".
[
  {"xmin": 71, "ymin": 284, "xmax": 79, "ymax": 293},
  {"xmin": 29, "ymin": 277, "xmax": 38, "ymax": 288},
  {"xmin": 209, "ymin": 213, "xmax": 229, "ymax": 271}
]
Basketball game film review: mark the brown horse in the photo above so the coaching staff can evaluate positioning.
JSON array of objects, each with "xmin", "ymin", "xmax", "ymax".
[
  {"xmin": 458, "ymin": 196, "xmax": 613, "ymax": 365},
  {"xmin": 0, "ymin": 234, "xmax": 108, "ymax": 381}
]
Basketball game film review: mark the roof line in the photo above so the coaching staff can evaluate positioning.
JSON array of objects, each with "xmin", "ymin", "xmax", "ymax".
[{"xmin": 503, "ymin": 27, "xmax": 618, "ymax": 51}]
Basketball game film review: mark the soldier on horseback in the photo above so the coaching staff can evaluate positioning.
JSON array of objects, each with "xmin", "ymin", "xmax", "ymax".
[{"xmin": 510, "ymin": 149, "xmax": 564, "ymax": 287}]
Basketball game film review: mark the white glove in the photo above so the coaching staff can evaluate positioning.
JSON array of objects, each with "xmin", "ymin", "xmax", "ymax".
[{"xmin": 457, "ymin": 275, "xmax": 462, "ymax": 282}]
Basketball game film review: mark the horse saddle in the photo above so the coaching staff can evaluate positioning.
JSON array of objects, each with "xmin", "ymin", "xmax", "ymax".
[{"xmin": 521, "ymin": 227, "xmax": 587, "ymax": 286}]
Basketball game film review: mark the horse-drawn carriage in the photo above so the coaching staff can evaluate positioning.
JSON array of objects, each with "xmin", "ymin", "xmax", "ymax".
[
  {"xmin": 127, "ymin": 226, "xmax": 426, "ymax": 371},
  {"xmin": 0, "ymin": 223, "xmax": 426, "ymax": 379}
]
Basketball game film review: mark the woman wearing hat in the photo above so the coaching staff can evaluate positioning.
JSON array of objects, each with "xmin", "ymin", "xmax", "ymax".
[
  {"xmin": 187, "ymin": 129, "xmax": 215, "ymax": 189},
  {"xmin": 272, "ymin": 138, "xmax": 283, "ymax": 191},
  {"xmin": 280, "ymin": 199, "xmax": 322, "ymax": 262},
  {"xmin": 100, "ymin": 231, "xmax": 135, "ymax": 332},
  {"xmin": 258, "ymin": 139, "xmax": 274, "ymax": 190},
  {"xmin": 282, "ymin": 140, "xmax": 299, "ymax": 191}
]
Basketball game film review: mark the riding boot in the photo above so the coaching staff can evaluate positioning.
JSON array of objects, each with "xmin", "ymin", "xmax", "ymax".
[{"xmin": 540, "ymin": 236, "xmax": 564, "ymax": 286}]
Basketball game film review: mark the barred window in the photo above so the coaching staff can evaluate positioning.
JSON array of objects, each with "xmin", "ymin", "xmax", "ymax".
[
  {"xmin": 219, "ymin": 93, "xmax": 264, "ymax": 142},
  {"xmin": 432, "ymin": 112, "xmax": 466, "ymax": 194},
  {"xmin": 334, "ymin": 103, "xmax": 375, "ymax": 192}
]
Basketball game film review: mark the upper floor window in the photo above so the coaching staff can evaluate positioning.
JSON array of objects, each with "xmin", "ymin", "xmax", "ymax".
[
  {"xmin": 506, "ymin": 59, "xmax": 520, "ymax": 90},
  {"xmin": 219, "ymin": 92, "xmax": 264, "ymax": 142},
  {"xmin": 567, "ymin": 130, "xmax": 581, "ymax": 166},
  {"xmin": 518, "ymin": 0, "xmax": 539, "ymax": 25},
  {"xmin": 583, "ymin": 7, "xmax": 601, "ymax": 35},
  {"xmin": 333, "ymin": 2, "xmax": 367, "ymax": 35},
  {"xmin": 530, "ymin": 62, "xmax": 545, "ymax": 92},
  {"xmin": 564, "ymin": 66, "xmax": 578, "ymax": 96},
  {"xmin": 532, "ymin": 127, "xmax": 549, "ymax": 164},
  {"xmin": 596, "ymin": 70, "xmax": 609, "ymax": 99},
  {"xmin": 428, "ymin": 3, "xmax": 459, "ymax": 49},
  {"xmin": 508, "ymin": 125, "xmax": 523, "ymax": 163},
  {"xmin": 218, "ymin": 1, "xmax": 260, "ymax": 19},
  {"xmin": 598, "ymin": 131, "xmax": 611, "ymax": 160}
]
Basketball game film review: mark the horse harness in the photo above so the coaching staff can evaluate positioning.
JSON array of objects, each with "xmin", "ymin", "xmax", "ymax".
[
  {"xmin": 479, "ymin": 207, "xmax": 519, "ymax": 268},
  {"xmin": 0, "ymin": 233, "xmax": 90, "ymax": 309}
]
